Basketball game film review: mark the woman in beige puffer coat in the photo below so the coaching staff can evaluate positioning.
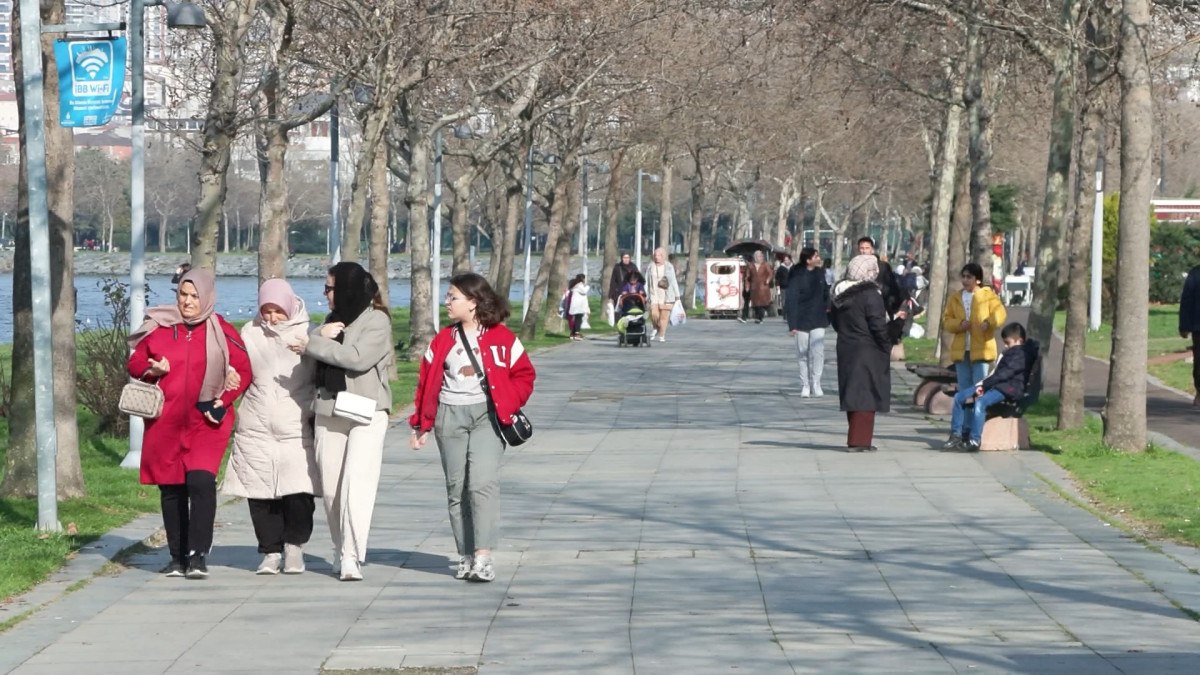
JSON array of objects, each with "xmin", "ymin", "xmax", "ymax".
[{"xmin": 223, "ymin": 279, "xmax": 319, "ymax": 575}]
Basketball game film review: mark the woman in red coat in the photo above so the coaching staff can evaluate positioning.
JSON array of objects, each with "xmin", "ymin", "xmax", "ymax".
[{"xmin": 127, "ymin": 269, "xmax": 252, "ymax": 579}]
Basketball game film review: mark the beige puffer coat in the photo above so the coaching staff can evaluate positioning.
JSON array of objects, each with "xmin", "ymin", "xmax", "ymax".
[{"xmin": 222, "ymin": 300, "xmax": 320, "ymax": 499}]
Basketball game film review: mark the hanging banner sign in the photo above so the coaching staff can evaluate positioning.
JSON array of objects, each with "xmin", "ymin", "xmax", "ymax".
[{"xmin": 54, "ymin": 37, "xmax": 127, "ymax": 128}]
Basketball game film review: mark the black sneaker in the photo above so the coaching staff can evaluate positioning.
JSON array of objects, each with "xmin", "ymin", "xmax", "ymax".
[
  {"xmin": 162, "ymin": 558, "xmax": 186, "ymax": 577},
  {"xmin": 942, "ymin": 436, "xmax": 963, "ymax": 451},
  {"xmin": 185, "ymin": 553, "xmax": 208, "ymax": 579},
  {"xmin": 964, "ymin": 440, "xmax": 981, "ymax": 453}
]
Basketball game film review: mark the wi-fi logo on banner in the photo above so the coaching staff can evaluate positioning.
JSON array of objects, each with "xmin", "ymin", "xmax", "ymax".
[{"xmin": 74, "ymin": 47, "xmax": 110, "ymax": 79}]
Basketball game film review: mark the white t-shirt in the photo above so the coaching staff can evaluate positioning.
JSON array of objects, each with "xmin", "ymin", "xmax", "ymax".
[
  {"xmin": 962, "ymin": 290, "xmax": 974, "ymax": 352},
  {"xmin": 439, "ymin": 328, "xmax": 487, "ymax": 406}
]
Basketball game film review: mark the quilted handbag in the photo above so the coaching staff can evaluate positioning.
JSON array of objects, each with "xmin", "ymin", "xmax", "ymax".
[{"xmin": 119, "ymin": 379, "xmax": 164, "ymax": 419}]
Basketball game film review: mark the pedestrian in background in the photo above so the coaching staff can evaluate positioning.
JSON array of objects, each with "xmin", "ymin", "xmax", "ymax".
[
  {"xmin": 567, "ymin": 274, "xmax": 591, "ymax": 341},
  {"xmin": 785, "ymin": 248, "xmax": 829, "ymax": 398},
  {"xmin": 298, "ymin": 262, "xmax": 393, "ymax": 582},
  {"xmin": 644, "ymin": 247, "xmax": 680, "ymax": 342},
  {"xmin": 941, "ymin": 262, "xmax": 1007, "ymax": 437},
  {"xmin": 410, "ymin": 272, "xmax": 536, "ymax": 583},
  {"xmin": 830, "ymin": 255, "xmax": 891, "ymax": 451},
  {"xmin": 741, "ymin": 250, "xmax": 775, "ymax": 324},
  {"xmin": 1180, "ymin": 264, "xmax": 1200, "ymax": 406},
  {"xmin": 128, "ymin": 269, "xmax": 252, "ymax": 579},
  {"xmin": 223, "ymin": 279, "xmax": 319, "ymax": 576}
]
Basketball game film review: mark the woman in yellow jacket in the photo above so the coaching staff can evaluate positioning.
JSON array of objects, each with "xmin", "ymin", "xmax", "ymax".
[{"xmin": 942, "ymin": 262, "xmax": 1007, "ymax": 421}]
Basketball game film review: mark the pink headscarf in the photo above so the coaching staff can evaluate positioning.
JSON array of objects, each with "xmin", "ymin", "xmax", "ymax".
[
  {"xmin": 128, "ymin": 268, "xmax": 231, "ymax": 402},
  {"xmin": 257, "ymin": 278, "xmax": 300, "ymax": 319}
]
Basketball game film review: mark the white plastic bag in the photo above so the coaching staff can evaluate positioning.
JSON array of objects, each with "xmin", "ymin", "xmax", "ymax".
[
  {"xmin": 908, "ymin": 323, "xmax": 925, "ymax": 339},
  {"xmin": 669, "ymin": 300, "xmax": 686, "ymax": 326},
  {"xmin": 604, "ymin": 300, "xmax": 615, "ymax": 326}
]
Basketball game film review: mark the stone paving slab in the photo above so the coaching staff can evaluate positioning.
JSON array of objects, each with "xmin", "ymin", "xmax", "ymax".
[{"xmin": 3, "ymin": 317, "xmax": 1200, "ymax": 673}]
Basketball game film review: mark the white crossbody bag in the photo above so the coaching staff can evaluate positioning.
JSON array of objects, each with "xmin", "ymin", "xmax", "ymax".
[{"xmin": 333, "ymin": 390, "xmax": 376, "ymax": 425}]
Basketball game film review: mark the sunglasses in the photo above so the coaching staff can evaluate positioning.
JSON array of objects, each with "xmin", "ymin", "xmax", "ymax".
[{"xmin": 324, "ymin": 285, "xmax": 335, "ymax": 294}]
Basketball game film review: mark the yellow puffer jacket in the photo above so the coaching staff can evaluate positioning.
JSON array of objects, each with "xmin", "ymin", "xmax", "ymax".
[{"xmin": 942, "ymin": 286, "xmax": 1007, "ymax": 362}]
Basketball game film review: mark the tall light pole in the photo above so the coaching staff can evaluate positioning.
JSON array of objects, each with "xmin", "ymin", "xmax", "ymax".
[
  {"xmin": 521, "ymin": 147, "xmax": 557, "ymax": 318},
  {"xmin": 123, "ymin": 0, "xmax": 206, "ymax": 470},
  {"xmin": 579, "ymin": 160, "xmax": 609, "ymax": 281},
  {"xmin": 1089, "ymin": 147, "xmax": 1106, "ymax": 331},
  {"xmin": 635, "ymin": 168, "xmax": 660, "ymax": 269}
]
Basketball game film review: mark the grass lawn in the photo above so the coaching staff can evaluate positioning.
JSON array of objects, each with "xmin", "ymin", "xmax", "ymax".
[
  {"xmin": 1053, "ymin": 304, "xmax": 1187, "ymax": 361},
  {"xmin": 1025, "ymin": 395, "xmax": 1200, "ymax": 546},
  {"xmin": 0, "ymin": 411, "xmax": 160, "ymax": 603},
  {"xmin": 1148, "ymin": 361, "xmax": 1194, "ymax": 395}
]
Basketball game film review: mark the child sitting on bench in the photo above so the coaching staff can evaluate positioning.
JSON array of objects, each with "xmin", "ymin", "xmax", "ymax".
[{"xmin": 944, "ymin": 322, "xmax": 1038, "ymax": 452}]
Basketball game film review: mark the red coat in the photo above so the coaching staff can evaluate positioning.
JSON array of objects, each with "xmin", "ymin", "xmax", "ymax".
[
  {"xmin": 409, "ymin": 323, "xmax": 536, "ymax": 434},
  {"xmin": 127, "ymin": 316, "xmax": 252, "ymax": 485}
]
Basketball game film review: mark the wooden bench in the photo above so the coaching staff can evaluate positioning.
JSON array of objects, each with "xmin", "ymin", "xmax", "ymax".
[{"xmin": 907, "ymin": 363, "xmax": 958, "ymax": 416}]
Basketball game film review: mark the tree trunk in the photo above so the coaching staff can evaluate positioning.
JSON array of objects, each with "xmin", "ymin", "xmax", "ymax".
[
  {"xmin": 449, "ymin": 168, "xmax": 478, "ymax": 274},
  {"xmin": 257, "ymin": 125, "xmax": 289, "ymax": 283},
  {"xmin": 368, "ymin": 143, "xmax": 390, "ymax": 307},
  {"xmin": 3, "ymin": 0, "xmax": 84, "ymax": 499},
  {"xmin": 158, "ymin": 214, "xmax": 168, "ymax": 253},
  {"xmin": 659, "ymin": 158, "xmax": 673, "ymax": 253},
  {"xmin": 776, "ymin": 176, "xmax": 797, "ymax": 249},
  {"xmin": 964, "ymin": 23, "xmax": 996, "ymax": 285},
  {"xmin": 344, "ymin": 105, "xmax": 390, "ymax": 263},
  {"xmin": 1029, "ymin": 4, "xmax": 1084, "ymax": 347},
  {"xmin": 406, "ymin": 133, "xmax": 435, "ymax": 360},
  {"xmin": 1059, "ymin": 106, "xmax": 1103, "ymax": 430},
  {"xmin": 942, "ymin": 161, "xmax": 972, "ymax": 363},
  {"xmin": 1104, "ymin": 0, "xmax": 1152, "ymax": 451},
  {"xmin": 544, "ymin": 170, "xmax": 581, "ymax": 334},
  {"xmin": 684, "ymin": 168, "xmax": 706, "ymax": 310},
  {"xmin": 492, "ymin": 155, "xmax": 524, "ymax": 300},
  {"xmin": 598, "ymin": 148, "xmax": 626, "ymax": 302},
  {"xmin": 191, "ymin": 0, "xmax": 259, "ymax": 272}
]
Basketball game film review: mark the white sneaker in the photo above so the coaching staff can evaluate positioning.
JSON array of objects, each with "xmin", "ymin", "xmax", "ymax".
[
  {"xmin": 469, "ymin": 556, "xmax": 495, "ymax": 582},
  {"xmin": 813, "ymin": 386, "xmax": 824, "ymax": 397},
  {"xmin": 800, "ymin": 387, "xmax": 811, "ymax": 398},
  {"xmin": 283, "ymin": 544, "xmax": 305, "ymax": 574},
  {"xmin": 454, "ymin": 555, "xmax": 473, "ymax": 580},
  {"xmin": 649, "ymin": 328, "xmax": 658, "ymax": 339},
  {"xmin": 339, "ymin": 557, "xmax": 363, "ymax": 581},
  {"xmin": 658, "ymin": 336, "xmax": 666, "ymax": 343},
  {"xmin": 256, "ymin": 552, "xmax": 282, "ymax": 575}
]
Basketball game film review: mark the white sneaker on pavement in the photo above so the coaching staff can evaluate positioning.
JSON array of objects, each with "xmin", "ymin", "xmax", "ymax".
[{"xmin": 813, "ymin": 386, "xmax": 824, "ymax": 397}]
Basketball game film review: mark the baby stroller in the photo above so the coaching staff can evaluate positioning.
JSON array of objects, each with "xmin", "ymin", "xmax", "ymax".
[{"xmin": 616, "ymin": 292, "xmax": 650, "ymax": 347}]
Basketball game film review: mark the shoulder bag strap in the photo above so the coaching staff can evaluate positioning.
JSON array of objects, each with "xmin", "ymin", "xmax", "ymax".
[{"xmin": 456, "ymin": 323, "xmax": 505, "ymax": 437}]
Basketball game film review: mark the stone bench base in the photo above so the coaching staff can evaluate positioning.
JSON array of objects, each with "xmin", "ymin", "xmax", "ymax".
[{"xmin": 981, "ymin": 416, "xmax": 1030, "ymax": 451}]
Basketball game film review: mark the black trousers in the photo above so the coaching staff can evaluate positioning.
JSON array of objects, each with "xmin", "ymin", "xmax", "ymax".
[
  {"xmin": 741, "ymin": 292, "xmax": 752, "ymax": 319},
  {"xmin": 159, "ymin": 470, "xmax": 217, "ymax": 560},
  {"xmin": 248, "ymin": 493, "xmax": 316, "ymax": 554},
  {"xmin": 752, "ymin": 305, "xmax": 767, "ymax": 321},
  {"xmin": 1193, "ymin": 334, "xmax": 1200, "ymax": 393}
]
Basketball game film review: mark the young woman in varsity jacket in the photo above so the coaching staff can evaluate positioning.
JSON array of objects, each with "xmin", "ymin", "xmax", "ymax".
[{"xmin": 410, "ymin": 272, "xmax": 536, "ymax": 583}]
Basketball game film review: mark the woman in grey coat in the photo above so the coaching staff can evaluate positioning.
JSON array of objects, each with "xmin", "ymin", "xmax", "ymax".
[
  {"xmin": 297, "ymin": 262, "xmax": 393, "ymax": 581},
  {"xmin": 830, "ymin": 255, "xmax": 891, "ymax": 451},
  {"xmin": 643, "ymin": 247, "xmax": 681, "ymax": 342}
]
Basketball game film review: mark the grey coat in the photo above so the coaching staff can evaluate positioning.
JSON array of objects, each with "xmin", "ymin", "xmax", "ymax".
[
  {"xmin": 643, "ymin": 261, "xmax": 681, "ymax": 304},
  {"xmin": 306, "ymin": 308, "xmax": 394, "ymax": 417}
]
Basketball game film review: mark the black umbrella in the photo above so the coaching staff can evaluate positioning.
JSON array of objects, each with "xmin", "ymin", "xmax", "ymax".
[{"xmin": 723, "ymin": 239, "xmax": 772, "ymax": 259}]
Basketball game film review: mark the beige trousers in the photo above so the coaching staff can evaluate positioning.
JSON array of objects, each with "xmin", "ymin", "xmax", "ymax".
[{"xmin": 315, "ymin": 410, "xmax": 388, "ymax": 565}]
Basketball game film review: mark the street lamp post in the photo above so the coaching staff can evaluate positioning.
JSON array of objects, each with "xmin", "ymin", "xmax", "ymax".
[
  {"xmin": 123, "ymin": 0, "xmax": 206, "ymax": 470},
  {"xmin": 521, "ymin": 147, "xmax": 558, "ymax": 319},
  {"xmin": 578, "ymin": 160, "xmax": 609, "ymax": 281},
  {"xmin": 635, "ymin": 169, "xmax": 660, "ymax": 269},
  {"xmin": 431, "ymin": 129, "xmax": 443, "ymax": 331}
]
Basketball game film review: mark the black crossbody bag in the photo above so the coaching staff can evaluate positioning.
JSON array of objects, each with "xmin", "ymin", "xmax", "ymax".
[{"xmin": 456, "ymin": 324, "xmax": 533, "ymax": 447}]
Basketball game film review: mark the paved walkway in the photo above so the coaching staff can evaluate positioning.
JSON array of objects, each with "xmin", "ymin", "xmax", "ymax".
[{"xmin": 3, "ymin": 319, "xmax": 1200, "ymax": 674}]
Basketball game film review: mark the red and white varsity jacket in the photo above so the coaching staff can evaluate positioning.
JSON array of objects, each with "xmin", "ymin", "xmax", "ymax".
[{"xmin": 409, "ymin": 323, "xmax": 536, "ymax": 434}]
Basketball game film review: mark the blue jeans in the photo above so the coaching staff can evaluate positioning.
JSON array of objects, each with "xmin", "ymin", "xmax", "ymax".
[
  {"xmin": 950, "ymin": 388, "xmax": 1007, "ymax": 444},
  {"xmin": 955, "ymin": 358, "xmax": 989, "ymax": 394}
]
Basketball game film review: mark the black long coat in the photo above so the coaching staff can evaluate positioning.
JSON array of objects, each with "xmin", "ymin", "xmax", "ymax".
[
  {"xmin": 608, "ymin": 262, "xmax": 638, "ymax": 302},
  {"xmin": 831, "ymin": 281, "xmax": 891, "ymax": 413},
  {"xmin": 785, "ymin": 266, "xmax": 830, "ymax": 332}
]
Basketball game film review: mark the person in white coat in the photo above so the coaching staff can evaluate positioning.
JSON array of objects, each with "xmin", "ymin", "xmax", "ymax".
[
  {"xmin": 223, "ymin": 279, "xmax": 319, "ymax": 575},
  {"xmin": 567, "ymin": 274, "xmax": 591, "ymax": 341}
]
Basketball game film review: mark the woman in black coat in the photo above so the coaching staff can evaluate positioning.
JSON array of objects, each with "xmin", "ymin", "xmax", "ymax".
[
  {"xmin": 784, "ymin": 248, "xmax": 830, "ymax": 397},
  {"xmin": 830, "ymin": 254, "xmax": 891, "ymax": 451}
]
